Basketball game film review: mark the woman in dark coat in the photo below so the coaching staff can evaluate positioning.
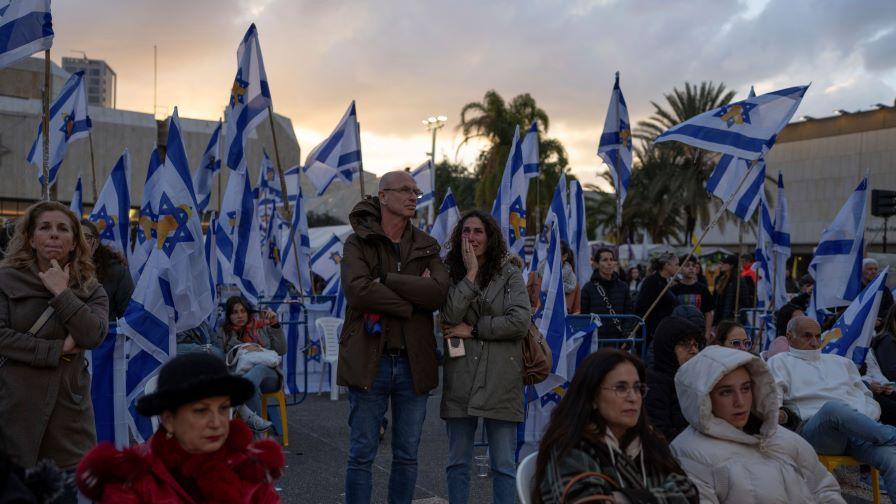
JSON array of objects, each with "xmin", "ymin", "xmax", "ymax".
[
  {"xmin": 713, "ymin": 254, "xmax": 754, "ymax": 324},
  {"xmin": 581, "ymin": 247, "xmax": 633, "ymax": 340},
  {"xmin": 644, "ymin": 316, "xmax": 704, "ymax": 442},
  {"xmin": 80, "ymin": 219, "xmax": 134, "ymax": 320},
  {"xmin": 635, "ymin": 252, "xmax": 680, "ymax": 344}
]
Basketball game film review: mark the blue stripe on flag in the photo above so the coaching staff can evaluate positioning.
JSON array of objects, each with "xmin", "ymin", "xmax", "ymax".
[{"xmin": 0, "ymin": 11, "xmax": 52, "ymax": 53}]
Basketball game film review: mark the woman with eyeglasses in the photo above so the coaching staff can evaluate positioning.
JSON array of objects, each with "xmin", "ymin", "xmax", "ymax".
[
  {"xmin": 534, "ymin": 348, "xmax": 698, "ymax": 504},
  {"xmin": 80, "ymin": 219, "xmax": 134, "ymax": 320},
  {"xmin": 712, "ymin": 320, "xmax": 752, "ymax": 352},
  {"xmin": 671, "ymin": 346, "xmax": 844, "ymax": 503},
  {"xmin": 644, "ymin": 316, "xmax": 704, "ymax": 442}
]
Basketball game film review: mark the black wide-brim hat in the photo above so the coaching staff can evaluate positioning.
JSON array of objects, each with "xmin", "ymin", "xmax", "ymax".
[{"xmin": 136, "ymin": 352, "xmax": 255, "ymax": 417}]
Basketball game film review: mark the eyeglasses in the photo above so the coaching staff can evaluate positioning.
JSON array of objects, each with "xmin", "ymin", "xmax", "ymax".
[
  {"xmin": 675, "ymin": 339, "xmax": 702, "ymax": 351},
  {"xmin": 601, "ymin": 383, "xmax": 649, "ymax": 398},
  {"xmin": 382, "ymin": 187, "xmax": 424, "ymax": 199},
  {"xmin": 728, "ymin": 339, "xmax": 753, "ymax": 350}
]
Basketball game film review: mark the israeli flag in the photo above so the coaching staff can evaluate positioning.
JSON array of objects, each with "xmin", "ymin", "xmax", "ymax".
[
  {"xmin": 568, "ymin": 180, "xmax": 591, "ymax": 288},
  {"xmin": 822, "ymin": 267, "xmax": 889, "ymax": 366},
  {"xmin": 430, "ymin": 188, "xmax": 460, "ymax": 258},
  {"xmin": 655, "ymin": 85, "xmax": 808, "ymax": 160},
  {"xmin": 0, "ymin": 0, "xmax": 52, "ymax": 69},
  {"xmin": 216, "ymin": 163, "xmax": 266, "ymax": 304},
  {"xmin": 753, "ymin": 193, "xmax": 775, "ymax": 349},
  {"xmin": 27, "ymin": 70, "xmax": 91, "ymax": 187},
  {"xmin": 597, "ymin": 72, "xmax": 633, "ymax": 204},
  {"xmin": 69, "ymin": 174, "xmax": 82, "ymax": 216},
  {"xmin": 303, "ymin": 101, "xmax": 362, "ymax": 196},
  {"xmin": 89, "ymin": 149, "xmax": 131, "ymax": 255},
  {"xmin": 330, "ymin": 275, "xmax": 347, "ymax": 318},
  {"xmin": 311, "ymin": 233, "xmax": 344, "ymax": 286},
  {"xmin": 521, "ymin": 121, "xmax": 540, "ymax": 178},
  {"xmin": 526, "ymin": 227, "xmax": 548, "ymax": 278},
  {"xmin": 810, "ymin": 177, "xmax": 867, "ymax": 309},
  {"xmin": 492, "ymin": 124, "xmax": 534, "ymax": 259},
  {"xmin": 223, "ymin": 24, "xmax": 271, "ymax": 173},
  {"xmin": 410, "ymin": 160, "xmax": 434, "ymax": 208},
  {"xmin": 771, "ymin": 172, "xmax": 791, "ymax": 309},
  {"xmin": 129, "ymin": 147, "xmax": 163, "ymax": 281},
  {"xmin": 193, "ymin": 120, "xmax": 221, "ymax": 213},
  {"xmin": 706, "ymin": 155, "xmax": 765, "ymax": 220},
  {"xmin": 204, "ymin": 211, "xmax": 222, "ymax": 301},
  {"xmin": 282, "ymin": 187, "xmax": 312, "ymax": 294},
  {"xmin": 534, "ymin": 222, "xmax": 569, "ymax": 397}
]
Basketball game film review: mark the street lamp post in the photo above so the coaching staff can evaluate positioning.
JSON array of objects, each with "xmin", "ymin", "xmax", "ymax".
[{"xmin": 422, "ymin": 115, "xmax": 447, "ymax": 225}]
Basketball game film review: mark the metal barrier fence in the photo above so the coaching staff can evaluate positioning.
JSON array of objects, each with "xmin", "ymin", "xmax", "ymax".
[
  {"xmin": 565, "ymin": 313, "xmax": 649, "ymax": 360},
  {"xmin": 738, "ymin": 307, "xmax": 774, "ymax": 351}
]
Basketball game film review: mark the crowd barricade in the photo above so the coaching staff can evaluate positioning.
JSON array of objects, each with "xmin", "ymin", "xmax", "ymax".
[
  {"xmin": 738, "ymin": 307, "xmax": 775, "ymax": 351},
  {"xmin": 565, "ymin": 313, "xmax": 648, "ymax": 360}
]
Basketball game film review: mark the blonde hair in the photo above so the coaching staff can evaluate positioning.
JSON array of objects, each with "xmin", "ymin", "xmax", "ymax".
[{"xmin": 1, "ymin": 201, "xmax": 96, "ymax": 289}]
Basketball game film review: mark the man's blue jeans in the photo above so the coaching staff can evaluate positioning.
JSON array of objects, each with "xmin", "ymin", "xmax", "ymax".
[
  {"xmin": 346, "ymin": 355, "xmax": 428, "ymax": 504},
  {"xmin": 445, "ymin": 416, "xmax": 518, "ymax": 504},
  {"xmin": 799, "ymin": 400, "xmax": 896, "ymax": 490}
]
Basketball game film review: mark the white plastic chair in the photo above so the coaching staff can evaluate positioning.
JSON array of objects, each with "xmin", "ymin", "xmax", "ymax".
[
  {"xmin": 315, "ymin": 317, "xmax": 343, "ymax": 401},
  {"xmin": 516, "ymin": 451, "xmax": 538, "ymax": 504},
  {"xmin": 144, "ymin": 374, "xmax": 160, "ymax": 431}
]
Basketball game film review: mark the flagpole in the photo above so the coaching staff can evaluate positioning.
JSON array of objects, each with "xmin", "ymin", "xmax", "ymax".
[
  {"xmin": 627, "ymin": 163, "xmax": 757, "ymax": 340},
  {"xmin": 88, "ymin": 131, "xmax": 99, "ymax": 202},
  {"xmin": 734, "ymin": 221, "xmax": 744, "ymax": 316},
  {"xmin": 356, "ymin": 121, "xmax": 366, "ymax": 198},
  {"xmin": 41, "ymin": 49, "xmax": 51, "ymax": 201}
]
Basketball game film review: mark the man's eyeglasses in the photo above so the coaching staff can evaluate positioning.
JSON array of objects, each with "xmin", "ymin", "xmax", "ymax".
[
  {"xmin": 729, "ymin": 338, "xmax": 753, "ymax": 350},
  {"xmin": 383, "ymin": 187, "xmax": 424, "ymax": 199},
  {"xmin": 601, "ymin": 383, "xmax": 649, "ymax": 398}
]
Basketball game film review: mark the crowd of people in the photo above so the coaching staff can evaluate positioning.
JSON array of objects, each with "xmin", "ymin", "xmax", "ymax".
[{"xmin": 0, "ymin": 171, "xmax": 894, "ymax": 503}]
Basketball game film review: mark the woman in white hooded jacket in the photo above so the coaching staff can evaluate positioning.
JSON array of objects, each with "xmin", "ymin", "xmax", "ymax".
[{"xmin": 670, "ymin": 345, "xmax": 844, "ymax": 503}]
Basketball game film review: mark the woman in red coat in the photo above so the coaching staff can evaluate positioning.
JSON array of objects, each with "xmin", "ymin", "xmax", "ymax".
[{"xmin": 76, "ymin": 352, "xmax": 285, "ymax": 503}]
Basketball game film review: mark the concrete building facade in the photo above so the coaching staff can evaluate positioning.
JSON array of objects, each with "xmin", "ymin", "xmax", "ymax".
[{"xmin": 61, "ymin": 57, "xmax": 117, "ymax": 108}]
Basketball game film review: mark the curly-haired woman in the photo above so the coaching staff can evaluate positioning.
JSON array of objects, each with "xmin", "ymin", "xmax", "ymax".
[
  {"xmin": 440, "ymin": 209, "xmax": 531, "ymax": 504},
  {"xmin": 0, "ymin": 201, "xmax": 108, "ymax": 498}
]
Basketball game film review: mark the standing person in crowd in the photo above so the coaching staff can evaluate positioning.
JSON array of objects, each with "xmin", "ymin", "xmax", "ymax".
[
  {"xmin": 626, "ymin": 265, "xmax": 643, "ymax": 298},
  {"xmin": 0, "ymin": 201, "xmax": 109, "ymax": 502},
  {"xmin": 559, "ymin": 240, "xmax": 580, "ymax": 314},
  {"xmin": 863, "ymin": 258, "xmax": 894, "ymax": 328},
  {"xmin": 581, "ymin": 247, "xmax": 633, "ymax": 342},
  {"xmin": 534, "ymin": 349, "xmax": 698, "ymax": 504},
  {"xmin": 712, "ymin": 320, "xmax": 753, "ymax": 352},
  {"xmin": 635, "ymin": 251, "xmax": 680, "ymax": 344},
  {"xmin": 768, "ymin": 315, "xmax": 896, "ymax": 494},
  {"xmin": 80, "ymin": 219, "xmax": 134, "ymax": 321},
  {"xmin": 219, "ymin": 296, "xmax": 285, "ymax": 433},
  {"xmin": 672, "ymin": 346, "xmax": 845, "ymax": 503},
  {"xmin": 865, "ymin": 305, "xmax": 896, "ymax": 426},
  {"xmin": 644, "ymin": 316, "xmax": 703, "ymax": 442},
  {"xmin": 440, "ymin": 209, "xmax": 530, "ymax": 504},
  {"xmin": 338, "ymin": 171, "xmax": 450, "ymax": 504},
  {"xmin": 713, "ymin": 254, "xmax": 753, "ymax": 324},
  {"xmin": 76, "ymin": 352, "xmax": 284, "ymax": 502},
  {"xmin": 694, "ymin": 261, "xmax": 708, "ymax": 286},
  {"xmin": 671, "ymin": 254, "xmax": 715, "ymax": 341}
]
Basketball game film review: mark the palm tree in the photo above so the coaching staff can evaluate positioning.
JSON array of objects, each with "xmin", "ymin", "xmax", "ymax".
[
  {"xmin": 457, "ymin": 90, "xmax": 568, "ymax": 225},
  {"xmin": 634, "ymin": 81, "xmax": 737, "ymax": 243}
]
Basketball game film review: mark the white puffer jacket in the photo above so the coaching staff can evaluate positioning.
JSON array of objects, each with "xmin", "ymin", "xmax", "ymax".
[{"xmin": 670, "ymin": 346, "xmax": 844, "ymax": 504}]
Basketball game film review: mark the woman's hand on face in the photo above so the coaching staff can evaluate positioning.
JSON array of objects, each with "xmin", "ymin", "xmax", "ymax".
[
  {"xmin": 442, "ymin": 322, "xmax": 474, "ymax": 339},
  {"xmin": 462, "ymin": 237, "xmax": 478, "ymax": 282},
  {"xmin": 38, "ymin": 259, "xmax": 69, "ymax": 296}
]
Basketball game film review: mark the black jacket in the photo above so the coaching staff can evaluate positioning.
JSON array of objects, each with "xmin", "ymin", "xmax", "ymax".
[
  {"xmin": 99, "ymin": 261, "xmax": 135, "ymax": 321},
  {"xmin": 713, "ymin": 272, "xmax": 754, "ymax": 323},
  {"xmin": 645, "ymin": 316, "xmax": 702, "ymax": 442},
  {"xmin": 635, "ymin": 273, "xmax": 679, "ymax": 342},
  {"xmin": 580, "ymin": 270, "xmax": 633, "ymax": 339}
]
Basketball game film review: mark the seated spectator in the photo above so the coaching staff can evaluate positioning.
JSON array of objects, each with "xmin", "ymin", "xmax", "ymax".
[
  {"xmin": 645, "ymin": 316, "xmax": 704, "ymax": 442},
  {"xmin": 534, "ymin": 349, "xmax": 698, "ymax": 504},
  {"xmin": 176, "ymin": 320, "xmax": 225, "ymax": 360},
  {"xmin": 581, "ymin": 247, "xmax": 632, "ymax": 341},
  {"xmin": 671, "ymin": 254, "xmax": 715, "ymax": 340},
  {"xmin": 672, "ymin": 346, "xmax": 845, "ymax": 503},
  {"xmin": 712, "ymin": 320, "xmax": 752, "ymax": 352},
  {"xmin": 767, "ymin": 315, "xmax": 896, "ymax": 493}
]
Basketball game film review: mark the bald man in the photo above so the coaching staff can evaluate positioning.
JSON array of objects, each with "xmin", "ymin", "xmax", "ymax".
[
  {"xmin": 338, "ymin": 170, "xmax": 450, "ymax": 504},
  {"xmin": 768, "ymin": 315, "xmax": 896, "ymax": 492}
]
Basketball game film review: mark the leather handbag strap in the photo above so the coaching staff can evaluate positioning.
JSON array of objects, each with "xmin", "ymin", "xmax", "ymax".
[{"xmin": 26, "ymin": 306, "xmax": 55, "ymax": 337}]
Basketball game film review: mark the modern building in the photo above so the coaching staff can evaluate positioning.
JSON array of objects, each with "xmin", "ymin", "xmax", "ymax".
[
  {"xmin": 61, "ymin": 57, "xmax": 117, "ymax": 108},
  {"xmin": 0, "ymin": 56, "xmax": 69, "ymax": 101}
]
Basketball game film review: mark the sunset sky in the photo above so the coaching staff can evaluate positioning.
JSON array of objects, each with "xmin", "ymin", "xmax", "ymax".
[{"xmin": 50, "ymin": 0, "xmax": 896, "ymax": 189}]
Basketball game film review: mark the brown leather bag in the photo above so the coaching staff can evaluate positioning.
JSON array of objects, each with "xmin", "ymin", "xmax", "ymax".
[{"xmin": 521, "ymin": 322, "xmax": 552, "ymax": 385}]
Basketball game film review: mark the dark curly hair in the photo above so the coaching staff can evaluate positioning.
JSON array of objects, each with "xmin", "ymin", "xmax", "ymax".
[
  {"xmin": 445, "ymin": 209, "xmax": 508, "ymax": 288},
  {"xmin": 80, "ymin": 219, "xmax": 127, "ymax": 283}
]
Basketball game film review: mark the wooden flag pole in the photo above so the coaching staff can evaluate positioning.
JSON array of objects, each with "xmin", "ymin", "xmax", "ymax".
[
  {"xmin": 41, "ymin": 50, "xmax": 51, "ymax": 201},
  {"xmin": 267, "ymin": 108, "xmax": 305, "ymax": 301},
  {"xmin": 734, "ymin": 221, "xmax": 744, "ymax": 316},
  {"xmin": 356, "ymin": 121, "xmax": 366, "ymax": 198},
  {"xmin": 88, "ymin": 132, "xmax": 99, "ymax": 202}
]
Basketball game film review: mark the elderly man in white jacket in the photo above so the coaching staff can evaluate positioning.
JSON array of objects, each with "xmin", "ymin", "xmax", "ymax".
[
  {"xmin": 767, "ymin": 315, "xmax": 896, "ymax": 493},
  {"xmin": 672, "ymin": 345, "xmax": 844, "ymax": 503}
]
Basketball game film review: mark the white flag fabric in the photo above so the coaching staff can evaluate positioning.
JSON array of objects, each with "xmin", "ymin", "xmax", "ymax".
[
  {"xmin": 0, "ymin": 0, "xmax": 53, "ymax": 69},
  {"xmin": 311, "ymin": 233, "xmax": 344, "ymax": 285},
  {"xmin": 129, "ymin": 148, "xmax": 163, "ymax": 281},
  {"xmin": 771, "ymin": 172, "xmax": 791, "ymax": 309},
  {"xmin": 223, "ymin": 23, "xmax": 271, "ymax": 173},
  {"xmin": 280, "ymin": 183, "xmax": 313, "ymax": 295},
  {"xmin": 410, "ymin": 160, "xmax": 434, "ymax": 208},
  {"xmin": 655, "ymin": 85, "xmax": 808, "ymax": 160},
  {"xmin": 521, "ymin": 121, "xmax": 540, "ymax": 179},
  {"xmin": 822, "ymin": 268, "xmax": 889, "ymax": 366},
  {"xmin": 810, "ymin": 177, "xmax": 867, "ymax": 309},
  {"xmin": 88, "ymin": 149, "xmax": 131, "ymax": 255},
  {"xmin": 27, "ymin": 70, "xmax": 91, "ymax": 187},
  {"xmin": 491, "ymin": 123, "xmax": 535, "ymax": 259},
  {"xmin": 192, "ymin": 120, "xmax": 221, "ymax": 213},
  {"xmin": 534, "ymin": 221, "xmax": 569, "ymax": 397},
  {"xmin": 69, "ymin": 174, "xmax": 82, "ymax": 216},
  {"xmin": 216, "ymin": 163, "xmax": 266, "ymax": 304},
  {"xmin": 706, "ymin": 155, "xmax": 765, "ymax": 220},
  {"xmin": 597, "ymin": 72, "xmax": 633, "ymax": 204},
  {"xmin": 568, "ymin": 180, "xmax": 592, "ymax": 288},
  {"xmin": 303, "ymin": 101, "xmax": 362, "ymax": 196},
  {"xmin": 430, "ymin": 188, "xmax": 460, "ymax": 258}
]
